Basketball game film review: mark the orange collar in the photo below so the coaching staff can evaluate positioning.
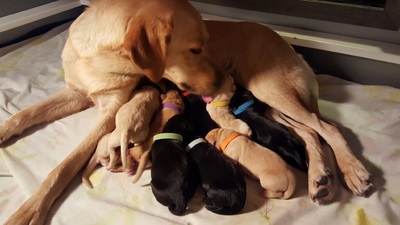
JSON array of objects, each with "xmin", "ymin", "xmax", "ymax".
[{"xmin": 220, "ymin": 131, "xmax": 240, "ymax": 151}]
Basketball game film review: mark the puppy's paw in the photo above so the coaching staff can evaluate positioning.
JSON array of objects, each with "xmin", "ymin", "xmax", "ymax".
[
  {"xmin": 308, "ymin": 166, "xmax": 336, "ymax": 205},
  {"xmin": 339, "ymin": 159, "xmax": 373, "ymax": 197},
  {"xmin": 230, "ymin": 120, "xmax": 252, "ymax": 137}
]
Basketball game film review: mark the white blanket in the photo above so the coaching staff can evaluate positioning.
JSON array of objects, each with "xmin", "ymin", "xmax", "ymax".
[{"xmin": 1, "ymin": 23, "xmax": 399, "ymax": 225}]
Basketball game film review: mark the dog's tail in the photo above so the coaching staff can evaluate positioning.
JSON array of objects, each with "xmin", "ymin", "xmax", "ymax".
[
  {"xmin": 131, "ymin": 149, "xmax": 151, "ymax": 183},
  {"xmin": 81, "ymin": 154, "xmax": 98, "ymax": 189}
]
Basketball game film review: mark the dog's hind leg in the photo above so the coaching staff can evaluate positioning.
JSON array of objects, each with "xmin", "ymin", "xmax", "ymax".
[
  {"xmin": 265, "ymin": 108, "xmax": 338, "ymax": 203},
  {"xmin": 4, "ymin": 89, "xmax": 131, "ymax": 225},
  {"xmin": 257, "ymin": 81, "xmax": 372, "ymax": 202},
  {"xmin": 0, "ymin": 87, "xmax": 91, "ymax": 144}
]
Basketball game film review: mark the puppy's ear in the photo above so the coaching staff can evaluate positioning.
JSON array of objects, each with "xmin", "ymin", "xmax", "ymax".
[
  {"xmin": 160, "ymin": 93, "xmax": 167, "ymax": 101},
  {"xmin": 205, "ymin": 130, "xmax": 217, "ymax": 146},
  {"xmin": 125, "ymin": 14, "xmax": 173, "ymax": 82}
]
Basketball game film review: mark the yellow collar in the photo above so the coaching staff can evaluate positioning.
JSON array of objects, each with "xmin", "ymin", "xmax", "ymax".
[{"xmin": 210, "ymin": 100, "xmax": 230, "ymax": 107}]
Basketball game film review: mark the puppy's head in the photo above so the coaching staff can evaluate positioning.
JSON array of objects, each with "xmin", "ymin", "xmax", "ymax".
[
  {"xmin": 125, "ymin": 0, "xmax": 223, "ymax": 96},
  {"xmin": 161, "ymin": 90, "xmax": 185, "ymax": 110},
  {"xmin": 205, "ymin": 128, "xmax": 234, "ymax": 151}
]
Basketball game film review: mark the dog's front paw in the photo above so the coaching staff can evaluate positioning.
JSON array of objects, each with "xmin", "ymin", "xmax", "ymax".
[
  {"xmin": 339, "ymin": 159, "xmax": 373, "ymax": 197},
  {"xmin": 0, "ymin": 121, "xmax": 19, "ymax": 145},
  {"xmin": 4, "ymin": 193, "xmax": 49, "ymax": 225},
  {"xmin": 308, "ymin": 164, "xmax": 336, "ymax": 205}
]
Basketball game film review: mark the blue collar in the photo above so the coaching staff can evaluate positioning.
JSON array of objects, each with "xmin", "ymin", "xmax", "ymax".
[{"xmin": 233, "ymin": 99, "xmax": 254, "ymax": 115}]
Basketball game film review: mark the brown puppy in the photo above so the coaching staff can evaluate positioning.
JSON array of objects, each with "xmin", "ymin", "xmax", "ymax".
[
  {"xmin": 204, "ymin": 20, "xmax": 372, "ymax": 204},
  {"xmin": 205, "ymin": 73, "xmax": 252, "ymax": 136},
  {"xmin": 81, "ymin": 82, "xmax": 164, "ymax": 188},
  {"xmin": 0, "ymin": 1, "xmax": 222, "ymax": 224},
  {"xmin": 129, "ymin": 89, "xmax": 185, "ymax": 183},
  {"xmin": 206, "ymin": 128, "xmax": 296, "ymax": 199}
]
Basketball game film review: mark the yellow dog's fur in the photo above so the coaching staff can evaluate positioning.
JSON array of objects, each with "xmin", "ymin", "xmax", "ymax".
[
  {"xmin": 1, "ymin": 0, "xmax": 221, "ymax": 224},
  {"xmin": 204, "ymin": 20, "xmax": 373, "ymax": 204},
  {"xmin": 206, "ymin": 128, "xmax": 297, "ymax": 199}
]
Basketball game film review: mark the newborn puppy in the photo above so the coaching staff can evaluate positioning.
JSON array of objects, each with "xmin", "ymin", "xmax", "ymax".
[
  {"xmin": 229, "ymin": 86, "xmax": 308, "ymax": 172},
  {"xmin": 107, "ymin": 82, "xmax": 164, "ymax": 172},
  {"xmin": 186, "ymin": 137, "xmax": 246, "ymax": 215},
  {"xmin": 204, "ymin": 73, "xmax": 252, "ymax": 136},
  {"xmin": 150, "ymin": 114, "xmax": 198, "ymax": 215},
  {"xmin": 128, "ymin": 89, "xmax": 185, "ymax": 183},
  {"xmin": 182, "ymin": 91, "xmax": 219, "ymax": 137},
  {"xmin": 206, "ymin": 128, "xmax": 297, "ymax": 199},
  {"xmin": 82, "ymin": 82, "xmax": 164, "ymax": 188}
]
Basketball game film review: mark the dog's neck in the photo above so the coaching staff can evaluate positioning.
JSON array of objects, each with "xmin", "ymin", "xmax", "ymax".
[
  {"xmin": 162, "ymin": 103, "xmax": 184, "ymax": 114},
  {"xmin": 220, "ymin": 131, "xmax": 240, "ymax": 151}
]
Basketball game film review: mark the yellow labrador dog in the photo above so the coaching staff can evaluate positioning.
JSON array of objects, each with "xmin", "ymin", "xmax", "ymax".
[
  {"xmin": 203, "ymin": 20, "xmax": 373, "ymax": 204},
  {"xmin": 0, "ymin": 0, "xmax": 222, "ymax": 224}
]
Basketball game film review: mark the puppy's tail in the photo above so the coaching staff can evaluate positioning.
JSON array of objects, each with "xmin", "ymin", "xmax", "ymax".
[
  {"xmin": 120, "ymin": 133, "xmax": 129, "ymax": 171},
  {"xmin": 82, "ymin": 154, "xmax": 98, "ymax": 189},
  {"xmin": 131, "ymin": 149, "xmax": 151, "ymax": 183}
]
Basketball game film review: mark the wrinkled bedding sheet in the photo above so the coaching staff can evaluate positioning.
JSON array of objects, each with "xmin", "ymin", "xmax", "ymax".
[{"xmin": 1, "ymin": 22, "xmax": 399, "ymax": 225}]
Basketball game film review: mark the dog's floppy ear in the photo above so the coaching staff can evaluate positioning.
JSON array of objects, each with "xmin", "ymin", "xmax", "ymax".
[{"xmin": 125, "ymin": 14, "xmax": 173, "ymax": 82}]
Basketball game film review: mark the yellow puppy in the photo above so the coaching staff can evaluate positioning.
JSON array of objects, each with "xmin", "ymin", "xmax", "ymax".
[
  {"xmin": 206, "ymin": 128, "xmax": 296, "ymax": 199},
  {"xmin": 205, "ymin": 73, "xmax": 252, "ymax": 136}
]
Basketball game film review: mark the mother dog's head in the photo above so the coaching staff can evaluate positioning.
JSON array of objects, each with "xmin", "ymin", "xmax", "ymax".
[{"xmin": 125, "ymin": 0, "xmax": 223, "ymax": 95}]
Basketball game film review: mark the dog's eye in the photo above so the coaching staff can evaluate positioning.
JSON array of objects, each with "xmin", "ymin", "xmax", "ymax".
[{"xmin": 189, "ymin": 48, "xmax": 202, "ymax": 55}]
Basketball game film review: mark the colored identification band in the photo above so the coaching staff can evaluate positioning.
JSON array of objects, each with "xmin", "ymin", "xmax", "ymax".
[
  {"xmin": 186, "ymin": 138, "xmax": 207, "ymax": 152},
  {"xmin": 153, "ymin": 133, "xmax": 183, "ymax": 142},
  {"xmin": 221, "ymin": 132, "xmax": 240, "ymax": 151},
  {"xmin": 233, "ymin": 99, "xmax": 254, "ymax": 115},
  {"xmin": 182, "ymin": 91, "xmax": 191, "ymax": 97},
  {"xmin": 210, "ymin": 100, "xmax": 230, "ymax": 107},
  {"xmin": 163, "ymin": 103, "xmax": 183, "ymax": 114}
]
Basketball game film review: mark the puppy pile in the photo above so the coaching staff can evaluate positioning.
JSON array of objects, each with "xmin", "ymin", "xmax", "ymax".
[{"xmin": 81, "ymin": 77, "xmax": 308, "ymax": 216}]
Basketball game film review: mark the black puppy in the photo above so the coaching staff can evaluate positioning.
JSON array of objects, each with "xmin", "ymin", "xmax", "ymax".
[
  {"xmin": 186, "ymin": 137, "xmax": 246, "ymax": 215},
  {"xmin": 229, "ymin": 86, "xmax": 308, "ymax": 172},
  {"xmin": 181, "ymin": 91, "xmax": 219, "ymax": 137},
  {"xmin": 150, "ymin": 114, "xmax": 198, "ymax": 215}
]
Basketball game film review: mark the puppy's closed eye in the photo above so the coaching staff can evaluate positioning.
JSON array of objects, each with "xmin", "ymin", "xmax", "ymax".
[{"xmin": 189, "ymin": 48, "xmax": 202, "ymax": 55}]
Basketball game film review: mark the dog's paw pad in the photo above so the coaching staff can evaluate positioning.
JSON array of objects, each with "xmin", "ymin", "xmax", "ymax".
[{"xmin": 308, "ymin": 170, "xmax": 335, "ymax": 204}]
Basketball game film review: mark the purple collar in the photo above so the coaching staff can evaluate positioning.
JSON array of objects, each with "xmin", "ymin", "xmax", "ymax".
[{"xmin": 162, "ymin": 103, "xmax": 183, "ymax": 114}]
